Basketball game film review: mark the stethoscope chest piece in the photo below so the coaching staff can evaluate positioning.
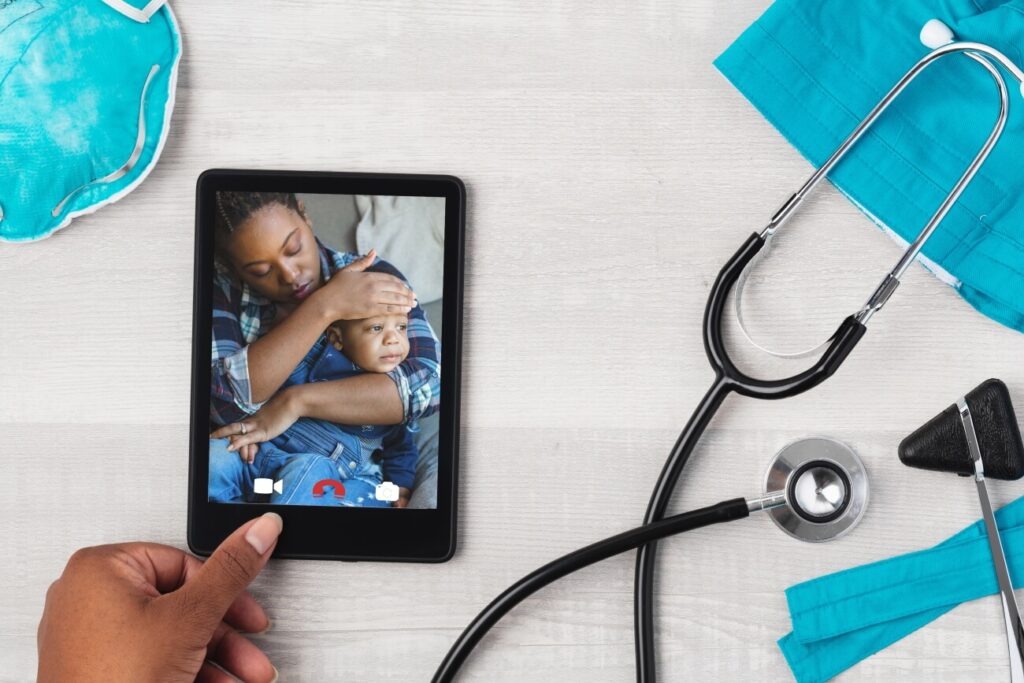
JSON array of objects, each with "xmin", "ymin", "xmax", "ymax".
[{"xmin": 764, "ymin": 437, "xmax": 869, "ymax": 543}]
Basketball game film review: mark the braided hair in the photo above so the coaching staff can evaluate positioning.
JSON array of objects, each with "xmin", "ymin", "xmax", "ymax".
[{"xmin": 214, "ymin": 191, "xmax": 306, "ymax": 256}]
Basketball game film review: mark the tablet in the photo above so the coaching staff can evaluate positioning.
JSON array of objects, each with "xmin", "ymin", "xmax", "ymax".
[{"xmin": 188, "ymin": 170, "xmax": 464, "ymax": 562}]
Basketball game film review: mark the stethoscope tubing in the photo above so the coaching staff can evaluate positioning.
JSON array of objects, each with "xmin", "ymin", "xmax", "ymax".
[
  {"xmin": 634, "ymin": 38, "xmax": 1021, "ymax": 680},
  {"xmin": 632, "ymin": 233, "xmax": 866, "ymax": 681},
  {"xmin": 431, "ymin": 498, "xmax": 751, "ymax": 683},
  {"xmin": 430, "ymin": 37, "xmax": 1024, "ymax": 683}
]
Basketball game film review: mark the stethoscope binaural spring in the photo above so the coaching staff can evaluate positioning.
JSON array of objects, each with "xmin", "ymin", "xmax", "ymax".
[{"xmin": 735, "ymin": 22, "xmax": 1024, "ymax": 359}]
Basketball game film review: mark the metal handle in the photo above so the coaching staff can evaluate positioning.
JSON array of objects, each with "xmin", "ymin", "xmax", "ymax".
[
  {"xmin": 750, "ymin": 43, "xmax": 1015, "ymax": 329},
  {"xmin": 959, "ymin": 398, "xmax": 1024, "ymax": 682}
]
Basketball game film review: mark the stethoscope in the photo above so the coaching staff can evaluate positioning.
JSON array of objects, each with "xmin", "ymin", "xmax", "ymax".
[
  {"xmin": 433, "ymin": 21, "xmax": 1024, "ymax": 682},
  {"xmin": 433, "ymin": 437, "xmax": 869, "ymax": 681}
]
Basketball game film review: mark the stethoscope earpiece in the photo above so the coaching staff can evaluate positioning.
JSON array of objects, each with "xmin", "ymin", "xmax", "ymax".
[
  {"xmin": 763, "ymin": 437, "xmax": 869, "ymax": 543},
  {"xmin": 920, "ymin": 19, "xmax": 955, "ymax": 49},
  {"xmin": 918, "ymin": 18, "xmax": 1024, "ymax": 99}
]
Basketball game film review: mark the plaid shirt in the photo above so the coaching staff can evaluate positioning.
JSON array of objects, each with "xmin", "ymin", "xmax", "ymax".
[{"xmin": 210, "ymin": 241, "xmax": 441, "ymax": 427}]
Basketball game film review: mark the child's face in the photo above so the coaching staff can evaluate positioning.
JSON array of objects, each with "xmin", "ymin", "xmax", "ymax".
[
  {"xmin": 223, "ymin": 203, "xmax": 322, "ymax": 305},
  {"xmin": 334, "ymin": 314, "xmax": 410, "ymax": 372}
]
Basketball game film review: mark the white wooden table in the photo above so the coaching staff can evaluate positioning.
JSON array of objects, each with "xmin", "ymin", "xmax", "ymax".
[{"xmin": 4, "ymin": 1, "xmax": 1024, "ymax": 680}]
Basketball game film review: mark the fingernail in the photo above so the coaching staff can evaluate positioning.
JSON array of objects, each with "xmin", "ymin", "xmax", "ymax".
[
  {"xmin": 245, "ymin": 512, "xmax": 283, "ymax": 555},
  {"xmin": 270, "ymin": 665, "xmax": 279, "ymax": 683},
  {"xmin": 251, "ymin": 618, "xmax": 272, "ymax": 635}
]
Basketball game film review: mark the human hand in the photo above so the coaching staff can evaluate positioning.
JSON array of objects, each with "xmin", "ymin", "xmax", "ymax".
[
  {"xmin": 394, "ymin": 487, "xmax": 412, "ymax": 508},
  {"xmin": 37, "ymin": 513, "xmax": 284, "ymax": 683},
  {"xmin": 211, "ymin": 389, "xmax": 302, "ymax": 458},
  {"xmin": 238, "ymin": 443, "xmax": 259, "ymax": 465},
  {"xmin": 314, "ymin": 249, "xmax": 418, "ymax": 321}
]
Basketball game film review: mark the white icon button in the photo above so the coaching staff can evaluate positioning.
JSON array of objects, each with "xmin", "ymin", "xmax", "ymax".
[{"xmin": 375, "ymin": 481, "xmax": 400, "ymax": 502}]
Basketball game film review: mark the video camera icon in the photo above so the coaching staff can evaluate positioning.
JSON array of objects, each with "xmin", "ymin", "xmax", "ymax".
[
  {"xmin": 375, "ymin": 481, "xmax": 400, "ymax": 502},
  {"xmin": 253, "ymin": 478, "xmax": 284, "ymax": 495}
]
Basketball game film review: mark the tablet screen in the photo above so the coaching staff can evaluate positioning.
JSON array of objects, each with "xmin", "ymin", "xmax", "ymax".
[{"xmin": 207, "ymin": 191, "xmax": 445, "ymax": 510}]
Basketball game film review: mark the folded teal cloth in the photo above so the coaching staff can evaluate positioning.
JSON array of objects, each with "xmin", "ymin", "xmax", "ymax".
[
  {"xmin": 714, "ymin": 0, "xmax": 1024, "ymax": 333},
  {"xmin": 778, "ymin": 494, "xmax": 1024, "ymax": 682}
]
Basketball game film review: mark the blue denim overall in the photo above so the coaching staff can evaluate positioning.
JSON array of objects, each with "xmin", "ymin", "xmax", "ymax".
[{"xmin": 208, "ymin": 336, "xmax": 394, "ymax": 507}]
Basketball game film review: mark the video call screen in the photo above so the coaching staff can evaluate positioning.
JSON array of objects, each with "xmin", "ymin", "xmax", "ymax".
[{"xmin": 207, "ymin": 192, "xmax": 445, "ymax": 510}]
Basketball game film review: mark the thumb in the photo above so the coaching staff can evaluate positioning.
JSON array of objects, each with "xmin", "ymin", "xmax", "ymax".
[
  {"xmin": 339, "ymin": 248, "xmax": 376, "ymax": 273},
  {"xmin": 171, "ymin": 513, "xmax": 283, "ymax": 632}
]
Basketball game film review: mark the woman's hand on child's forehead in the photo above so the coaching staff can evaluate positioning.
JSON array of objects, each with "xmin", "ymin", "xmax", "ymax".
[{"xmin": 355, "ymin": 313, "xmax": 409, "ymax": 327}]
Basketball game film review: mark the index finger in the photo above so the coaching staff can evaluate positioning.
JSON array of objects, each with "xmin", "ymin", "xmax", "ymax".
[
  {"xmin": 228, "ymin": 430, "xmax": 266, "ymax": 451},
  {"xmin": 211, "ymin": 424, "xmax": 244, "ymax": 439}
]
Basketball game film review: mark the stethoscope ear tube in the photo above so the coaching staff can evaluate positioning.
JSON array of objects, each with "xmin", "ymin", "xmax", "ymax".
[
  {"xmin": 702, "ymin": 233, "xmax": 867, "ymax": 399},
  {"xmin": 633, "ymin": 233, "xmax": 867, "ymax": 681},
  {"xmin": 631, "ymin": 36, "xmax": 1024, "ymax": 682},
  {"xmin": 432, "ymin": 32, "xmax": 1024, "ymax": 683}
]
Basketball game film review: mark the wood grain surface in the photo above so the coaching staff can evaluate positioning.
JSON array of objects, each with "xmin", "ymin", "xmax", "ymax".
[{"xmin": 3, "ymin": 1, "xmax": 1024, "ymax": 680}]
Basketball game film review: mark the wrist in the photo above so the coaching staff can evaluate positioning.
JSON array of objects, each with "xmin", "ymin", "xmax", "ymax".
[
  {"xmin": 282, "ymin": 385, "xmax": 308, "ymax": 418},
  {"xmin": 309, "ymin": 287, "xmax": 345, "ymax": 325}
]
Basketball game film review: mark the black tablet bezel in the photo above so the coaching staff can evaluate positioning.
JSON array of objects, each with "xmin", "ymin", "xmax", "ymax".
[{"xmin": 188, "ymin": 169, "xmax": 464, "ymax": 562}]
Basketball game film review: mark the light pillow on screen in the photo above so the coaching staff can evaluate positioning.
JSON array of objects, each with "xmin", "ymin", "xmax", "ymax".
[{"xmin": 355, "ymin": 195, "xmax": 446, "ymax": 303}]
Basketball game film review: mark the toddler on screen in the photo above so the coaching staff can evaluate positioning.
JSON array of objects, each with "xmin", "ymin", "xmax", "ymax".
[{"xmin": 266, "ymin": 312, "xmax": 419, "ymax": 508}]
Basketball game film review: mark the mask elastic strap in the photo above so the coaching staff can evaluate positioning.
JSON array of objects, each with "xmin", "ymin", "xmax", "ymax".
[
  {"xmin": 100, "ymin": 0, "xmax": 169, "ymax": 23},
  {"xmin": 51, "ymin": 64, "xmax": 160, "ymax": 218}
]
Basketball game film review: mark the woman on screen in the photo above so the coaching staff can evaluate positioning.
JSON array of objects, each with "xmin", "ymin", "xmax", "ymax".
[{"xmin": 205, "ymin": 192, "xmax": 441, "ymax": 508}]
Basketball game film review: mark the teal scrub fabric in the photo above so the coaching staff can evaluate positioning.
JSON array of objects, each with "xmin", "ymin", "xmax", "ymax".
[
  {"xmin": 778, "ymin": 494, "xmax": 1024, "ymax": 682},
  {"xmin": 0, "ymin": 0, "xmax": 181, "ymax": 242},
  {"xmin": 714, "ymin": 0, "xmax": 1024, "ymax": 333}
]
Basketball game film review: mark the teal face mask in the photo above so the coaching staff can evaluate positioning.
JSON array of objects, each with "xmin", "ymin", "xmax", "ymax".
[{"xmin": 0, "ymin": 0, "xmax": 181, "ymax": 242}]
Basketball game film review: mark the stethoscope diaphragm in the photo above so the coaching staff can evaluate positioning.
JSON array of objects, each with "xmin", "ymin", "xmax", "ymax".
[{"xmin": 764, "ymin": 437, "xmax": 869, "ymax": 543}]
